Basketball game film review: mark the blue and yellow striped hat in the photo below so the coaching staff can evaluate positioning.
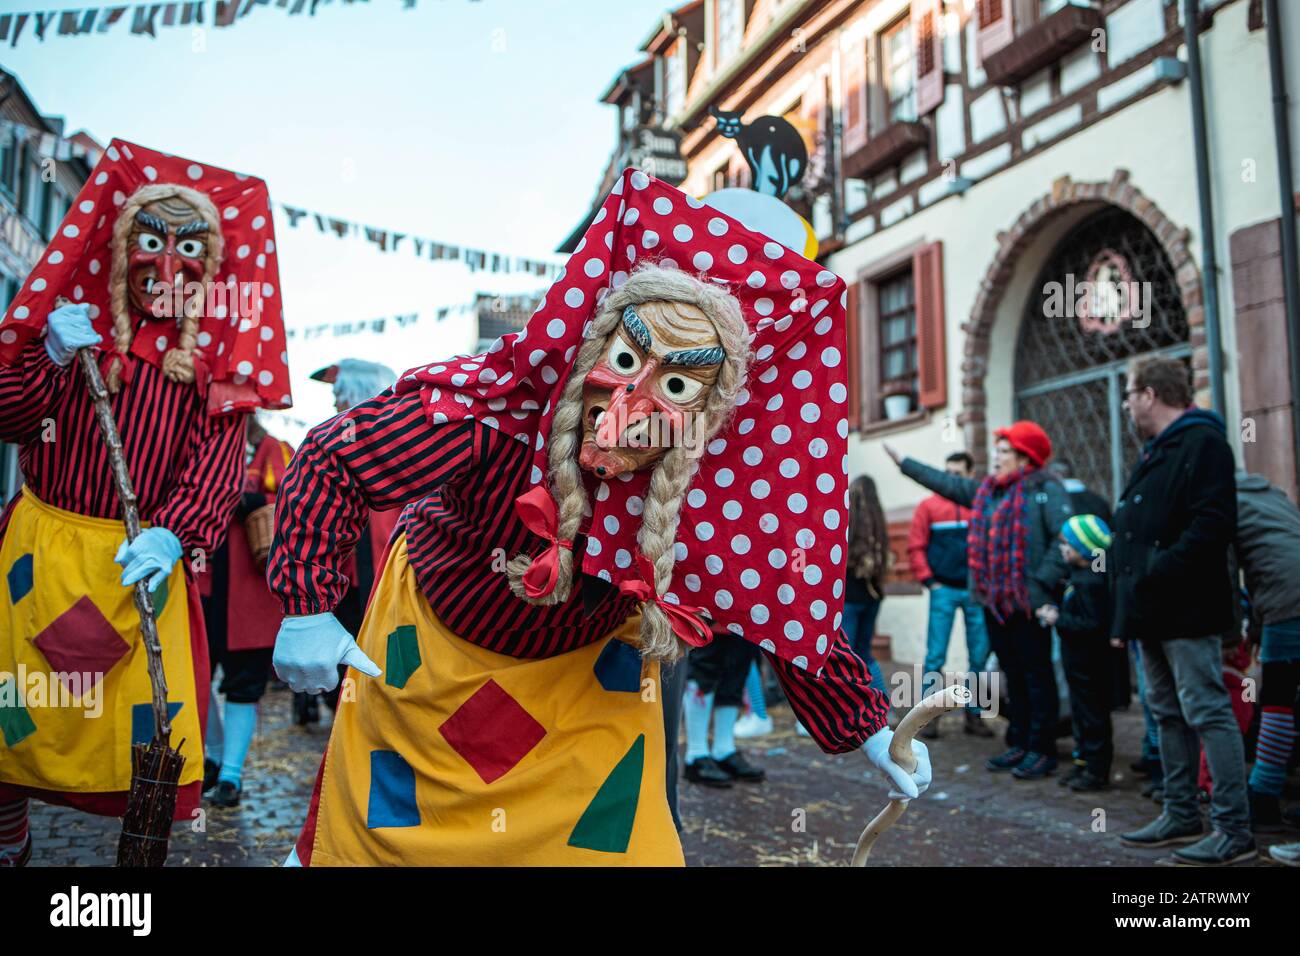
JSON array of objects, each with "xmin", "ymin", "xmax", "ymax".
[{"xmin": 1062, "ymin": 514, "xmax": 1112, "ymax": 555}]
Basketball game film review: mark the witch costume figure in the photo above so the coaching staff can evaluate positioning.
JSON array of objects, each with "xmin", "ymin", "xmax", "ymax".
[
  {"xmin": 270, "ymin": 168, "xmax": 929, "ymax": 866},
  {"xmin": 0, "ymin": 140, "xmax": 291, "ymax": 866},
  {"xmin": 198, "ymin": 418, "xmax": 295, "ymax": 808},
  {"xmin": 289, "ymin": 359, "xmax": 402, "ymax": 727}
]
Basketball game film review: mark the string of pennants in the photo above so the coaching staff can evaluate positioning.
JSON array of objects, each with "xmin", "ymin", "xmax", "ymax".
[
  {"xmin": 0, "ymin": 0, "xmax": 462, "ymax": 47},
  {"xmin": 278, "ymin": 203, "xmax": 561, "ymax": 277},
  {"xmin": 0, "ymin": 116, "xmax": 556, "ymax": 278},
  {"xmin": 287, "ymin": 300, "xmax": 491, "ymax": 340},
  {"xmin": 287, "ymin": 309, "xmax": 427, "ymax": 341}
]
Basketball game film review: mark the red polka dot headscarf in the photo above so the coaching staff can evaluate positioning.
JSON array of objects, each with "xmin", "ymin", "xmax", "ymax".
[
  {"xmin": 396, "ymin": 168, "xmax": 851, "ymax": 675},
  {"xmin": 0, "ymin": 138, "xmax": 291, "ymax": 416}
]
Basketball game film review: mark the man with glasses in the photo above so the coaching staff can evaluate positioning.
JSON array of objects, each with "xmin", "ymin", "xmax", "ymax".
[{"xmin": 1113, "ymin": 356, "xmax": 1253, "ymax": 866}]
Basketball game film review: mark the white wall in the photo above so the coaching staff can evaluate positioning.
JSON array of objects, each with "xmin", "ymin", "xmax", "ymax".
[{"xmin": 828, "ymin": 0, "xmax": 1277, "ymax": 664}]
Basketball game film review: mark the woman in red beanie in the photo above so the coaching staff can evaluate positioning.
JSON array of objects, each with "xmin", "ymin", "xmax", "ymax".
[{"xmin": 885, "ymin": 422, "xmax": 1074, "ymax": 779}]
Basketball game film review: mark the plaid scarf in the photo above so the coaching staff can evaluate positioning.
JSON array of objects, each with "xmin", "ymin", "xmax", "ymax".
[{"xmin": 968, "ymin": 467, "xmax": 1033, "ymax": 623}]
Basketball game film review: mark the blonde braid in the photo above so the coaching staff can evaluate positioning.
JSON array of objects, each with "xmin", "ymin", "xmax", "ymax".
[
  {"xmin": 506, "ymin": 265, "xmax": 751, "ymax": 661},
  {"xmin": 505, "ymin": 304, "xmax": 622, "ymax": 604},
  {"xmin": 636, "ymin": 299, "xmax": 749, "ymax": 661}
]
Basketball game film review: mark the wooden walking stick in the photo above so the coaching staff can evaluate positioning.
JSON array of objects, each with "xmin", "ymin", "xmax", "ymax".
[
  {"xmin": 69, "ymin": 327, "xmax": 186, "ymax": 867},
  {"xmin": 852, "ymin": 684, "xmax": 972, "ymax": 866}
]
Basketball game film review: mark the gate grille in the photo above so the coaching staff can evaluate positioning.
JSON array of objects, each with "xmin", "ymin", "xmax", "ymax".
[{"xmin": 1013, "ymin": 208, "xmax": 1189, "ymax": 502}]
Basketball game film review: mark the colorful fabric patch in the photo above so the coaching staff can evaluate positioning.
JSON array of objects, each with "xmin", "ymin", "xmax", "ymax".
[
  {"xmin": 384, "ymin": 625, "xmax": 421, "ymax": 690},
  {"xmin": 131, "ymin": 701, "xmax": 184, "ymax": 746},
  {"xmin": 6, "ymin": 553, "xmax": 33, "ymax": 604},
  {"xmin": 438, "ymin": 679, "xmax": 546, "ymax": 784},
  {"xmin": 32, "ymin": 595, "xmax": 130, "ymax": 689},
  {"xmin": 0, "ymin": 679, "xmax": 37, "ymax": 747},
  {"xmin": 593, "ymin": 638, "xmax": 642, "ymax": 693},
  {"xmin": 151, "ymin": 578, "xmax": 169, "ymax": 618},
  {"xmin": 366, "ymin": 750, "xmax": 420, "ymax": 828},
  {"xmin": 568, "ymin": 734, "xmax": 645, "ymax": 854}
]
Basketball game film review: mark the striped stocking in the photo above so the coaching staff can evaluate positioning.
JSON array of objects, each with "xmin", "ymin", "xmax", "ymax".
[
  {"xmin": 1250, "ymin": 706, "xmax": 1296, "ymax": 797},
  {"xmin": 0, "ymin": 799, "xmax": 30, "ymax": 861}
]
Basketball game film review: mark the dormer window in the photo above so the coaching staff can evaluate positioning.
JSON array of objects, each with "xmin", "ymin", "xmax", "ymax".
[
  {"xmin": 715, "ymin": 0, "xmax": 745, "ymax": 66},
  {"xmin": 883, "ymin": 17, "xmax": 917, "ymax": 124}
]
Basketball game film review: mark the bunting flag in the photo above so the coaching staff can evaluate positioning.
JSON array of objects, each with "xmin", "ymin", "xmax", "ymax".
[
  {"xmin": 289, "ymin": 310, "xmax": 421, "ymax": 340},
  {"xmin": 277, "ymin": 201, "xmax": 561, "ymax": 277},
  {"xmin": 0, "ymin": 0, "xmax": 456, "ymax": 47}
]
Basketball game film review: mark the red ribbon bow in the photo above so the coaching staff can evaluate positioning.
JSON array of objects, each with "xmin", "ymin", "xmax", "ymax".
[
  {"xmin": 618, "ymin": 554, "xmax": 714, "ymax": 648},
  {"xmin": 514, "ymin": 484, "xmax": 573, "ymax": 599},
  {"xmin": 96, "ymin": 345, "xmax": 134, "ymax": 386}
]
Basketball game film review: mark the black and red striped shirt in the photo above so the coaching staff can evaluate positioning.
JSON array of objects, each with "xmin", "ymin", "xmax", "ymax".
[
  {"xmin": 0, "ymin": 337, "xmax": 245, "ymax": 559},
  {"xmin": 267, "ymin": 386, "xmax": 889, "ymax": 753}
]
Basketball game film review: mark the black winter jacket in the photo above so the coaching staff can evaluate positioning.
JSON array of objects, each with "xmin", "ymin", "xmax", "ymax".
[
  {"xmin": 1110, "ymin": 409, "xmax": 1237, "ymax": 642},
  {"xmin": 1034, "ymin": 554, "xmax": 1111, "ymax": 639}
]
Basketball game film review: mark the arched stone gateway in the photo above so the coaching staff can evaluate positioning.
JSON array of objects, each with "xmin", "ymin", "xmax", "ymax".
[{"xmin": 958, "ymin": 170, "xmax": 1208, "ymax": 478}]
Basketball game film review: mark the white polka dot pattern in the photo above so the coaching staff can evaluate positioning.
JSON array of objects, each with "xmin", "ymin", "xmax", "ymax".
[
  {"xmin": 391, "ymin": 168, "xmax": 849, "ymax": 674},
  {"xmin": 0, "ymin": 138, "xmax": 291, "ymax": 414}
]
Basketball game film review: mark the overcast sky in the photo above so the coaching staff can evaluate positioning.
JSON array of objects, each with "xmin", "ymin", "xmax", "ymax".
[{"xmin": 1, "ymin": 0, "xmax": 670, "ymax": 437}]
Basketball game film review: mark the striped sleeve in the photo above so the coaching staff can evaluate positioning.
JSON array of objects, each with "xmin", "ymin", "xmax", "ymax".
[
  {"xmin": 151, "ymin": 408, "xmax": 246, "ymax": 558},
  {"xmin": 765, "ymin": 633, "xmax": 890, "ymax": 754},
  {"xmin": 0, "ymin": 337, "xmax": 73, "ymax": 444},
  {"xmin": 267, "ymin": 387, "xmax": 477, "ymax": 616}
]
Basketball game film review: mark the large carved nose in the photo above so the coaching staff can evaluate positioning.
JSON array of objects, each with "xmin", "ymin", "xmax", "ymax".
[{"xmin": 595, "ymin": 366, "xmax": 656, "ymax": 449}]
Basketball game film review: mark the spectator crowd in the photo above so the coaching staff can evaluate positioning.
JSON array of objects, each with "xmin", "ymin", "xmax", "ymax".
[{"xmin": 683, "ymin": 355, "xmax": 1298, "ymax": 868}]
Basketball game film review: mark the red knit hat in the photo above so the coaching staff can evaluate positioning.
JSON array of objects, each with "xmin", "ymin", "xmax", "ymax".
[{"xmin": 994, "ymin": 420, "xmax": 1052, "ymax": 467}]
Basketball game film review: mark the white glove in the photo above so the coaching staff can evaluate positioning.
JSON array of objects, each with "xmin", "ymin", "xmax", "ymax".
[
  {"xmin": 864, "ymin": 728, "xmax": 933, "ymax": 801},
  {"xmin": 114, "ymin": 527, "xmax": 183, "ymax": 593},
  {"xmin": 273, "ymin": 612, "xmax": 381, "ymax": 694},
  {"xmin": 43, "ymin": 303, "xmax": 101, "ymax": 367}
]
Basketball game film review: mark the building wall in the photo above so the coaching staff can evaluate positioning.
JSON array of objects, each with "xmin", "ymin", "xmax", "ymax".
[
  {"xmin": 824, "ymin": 1, "xmax": 1281, "ymax": 664},
  {"xmin": 580, "ymin": 0, "xmax": 1296, "ymax": 666},
  {"xmin": 0, "ymin": 74, "xmax": 95, "ymax": 505}
]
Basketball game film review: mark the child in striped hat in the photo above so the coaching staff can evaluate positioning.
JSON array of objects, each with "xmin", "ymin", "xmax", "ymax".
[{"xmin": 1034, "ymin": 514, "xmax": 1115, "ymax": 792}]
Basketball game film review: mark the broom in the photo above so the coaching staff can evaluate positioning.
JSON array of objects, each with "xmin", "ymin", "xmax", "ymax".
[{"xmin": 68, "ymin": 320, "xmax": 185, "ymax": 867}]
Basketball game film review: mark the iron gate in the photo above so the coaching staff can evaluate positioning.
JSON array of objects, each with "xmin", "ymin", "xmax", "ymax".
[{"xmin": 1013, "ymin": 208, "xmax": 1190, "ymax": 502}]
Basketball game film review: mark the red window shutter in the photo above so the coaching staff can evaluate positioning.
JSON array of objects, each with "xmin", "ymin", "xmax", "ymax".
[
  {"xmin": 841, "ymin": 40, "xmax": 868, "ymax": 155},
  {"xmin": 801, "ymin": 68, "xmax": 827, "ymax": 146},
  {"xmin": 976, "ymin": 0, "xmax": 1014, "ymax": 63},
  {"xmin": 913, "ymin": 241, "xmax": 947, "ymax": 410},
  {"xmin": 846, "ymin": 279, "xmax": 862, "ymax": 430},
  {"xmin": 913, "ymin": 0, "xmax": 944, "ymax": 115}
]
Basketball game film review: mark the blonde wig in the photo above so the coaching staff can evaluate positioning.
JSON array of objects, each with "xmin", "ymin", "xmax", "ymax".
[
  {"xmin": 106, "ymin": 183, "xmax": 224, "ymax": 392},
  {"xmin": 506, "ymin": 264, "xmax": 751, "ymax": 662}
]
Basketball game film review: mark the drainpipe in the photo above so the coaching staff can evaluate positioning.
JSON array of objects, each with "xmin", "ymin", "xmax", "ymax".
[
  {"xmin": 1182, "ymin": 0, "xmax": 1227, "ymax": 416},
  {"xmin": 1266, "ymin": 0, "xmax": 1300, "ymax": 491}
]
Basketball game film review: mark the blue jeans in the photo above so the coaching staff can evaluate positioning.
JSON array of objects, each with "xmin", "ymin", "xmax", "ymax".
[
  {"xmin": 1131, "ymin": 641, "xmax": 1161, "ymax": 764},
  {"xmin": 922, "ymin": 584, "xmax": 990, "ymax": 711},
  {"xmin": 844, "ymin": 598, "xmax": 887, "ymax": 696}
]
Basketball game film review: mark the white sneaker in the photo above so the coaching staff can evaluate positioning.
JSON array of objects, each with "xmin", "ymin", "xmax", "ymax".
[
  {"xmin": 795, "ymin": 720, "xmax": 812, "ymax": 738},
  {"xmin": 734, "ymin": 713, "xmax": 774, "ymax": 738},
  {"xmin": 1270, "ymin": 841, "xmax": 1300, "ymax": 867}
]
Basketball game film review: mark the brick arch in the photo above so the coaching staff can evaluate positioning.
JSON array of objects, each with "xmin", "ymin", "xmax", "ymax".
[{"xmin": 957, "ymin": 169, "xmax": 1207, "ymax": 470}]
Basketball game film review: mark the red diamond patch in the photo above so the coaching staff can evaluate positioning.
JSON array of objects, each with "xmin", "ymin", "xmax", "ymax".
[
  {"xmin": 438, "ymin": 679, "xmax": 546, "ymax": 784},
  {"xmin": 32, "ymin": 596, "xmax": 130, "ymax": 692}
]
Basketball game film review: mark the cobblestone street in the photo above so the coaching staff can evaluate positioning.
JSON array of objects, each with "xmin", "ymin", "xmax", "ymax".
[{"xmin": 27, "ymin": 672, "xmax": 1298, "ymax": 867}]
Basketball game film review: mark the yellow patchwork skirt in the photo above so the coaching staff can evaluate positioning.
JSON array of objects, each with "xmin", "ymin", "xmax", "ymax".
[
  {"xmin": 304, "ymin": 534, "xmax": 684, "ymax": 866},
  {"xmin": 0, "ymin": 491, "xmax": 203, "ymax": 801}
]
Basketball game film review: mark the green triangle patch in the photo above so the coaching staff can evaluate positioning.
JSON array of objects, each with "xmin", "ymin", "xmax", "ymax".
[
  {"xmin": 567, "ymin": 734, "xmax": 644, "ymax": 854},
  {"xmin": 150, "ymin": 578, "xmax": 169, "ymax": 618},
  {"xmin": 0, "ymin": 679, "xmax": 37, "ymax": 748},
  {"xmin": 384, "ymin": 625, "xmax": 422, "ymax": 689}
]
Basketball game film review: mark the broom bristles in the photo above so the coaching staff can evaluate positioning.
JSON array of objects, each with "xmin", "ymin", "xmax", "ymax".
[{"xmin": 116, "ymin": 741, "xmax": 186, "ymax": 868}]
